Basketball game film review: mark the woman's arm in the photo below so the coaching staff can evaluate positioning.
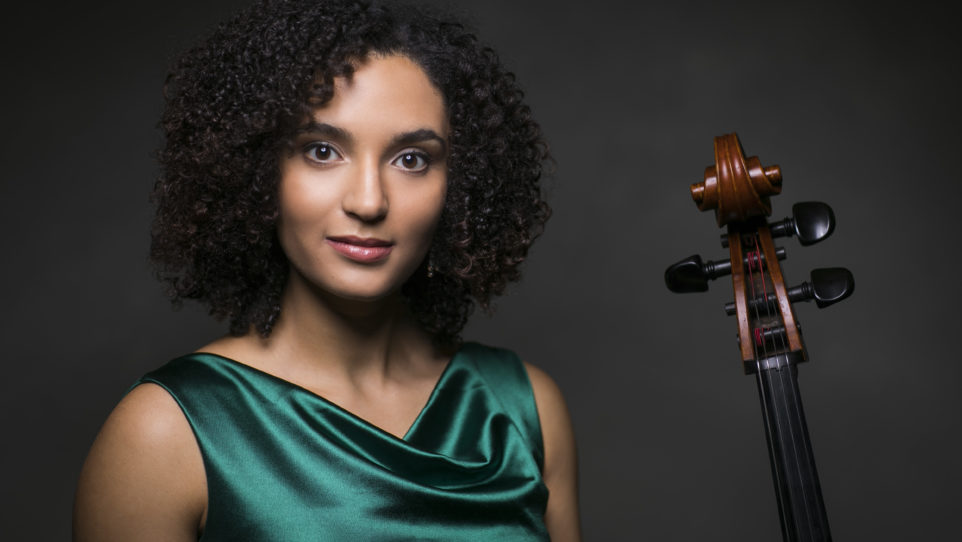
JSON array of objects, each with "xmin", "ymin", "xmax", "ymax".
[
  {"xmin": 73, "ymin": 383, "xmax": 206, "ymax": 542},
  {"xmin": 526, "ymin": 363, "xmax": 581, "ymax": 542}
]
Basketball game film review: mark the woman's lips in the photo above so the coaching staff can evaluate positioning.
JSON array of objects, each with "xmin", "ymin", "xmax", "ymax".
[{"xmin": 326, "ymin": 236, "xmax": 393, "ymax": 263}]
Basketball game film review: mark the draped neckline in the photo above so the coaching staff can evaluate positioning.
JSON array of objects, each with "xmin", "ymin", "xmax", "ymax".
[
  {"xmin": 144, "ymin": 342, "xmax": 552, "ymax": 540},
  {"xmin": 188, "ymin": 345, "xmax": 465, "ymax": 442}
]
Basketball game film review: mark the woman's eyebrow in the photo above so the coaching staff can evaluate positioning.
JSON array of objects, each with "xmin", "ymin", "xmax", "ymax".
[
  {"xmin": 296, "ymin": 123, "xmax": 446, "ymax": 153},
  {"xmin": 296, "ymin": 121, "xmax": 353, "ymax": 143},
  {"xmin": 392, "ymin": 129, "xmax": 447, "ymax": 153}
]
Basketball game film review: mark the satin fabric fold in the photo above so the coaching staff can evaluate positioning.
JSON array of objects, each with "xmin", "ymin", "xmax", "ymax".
[{"xmin": 137, "ymin": 342, "xmax": 549, "ymax": 541}]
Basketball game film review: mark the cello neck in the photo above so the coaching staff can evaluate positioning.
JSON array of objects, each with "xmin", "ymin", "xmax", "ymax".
[{"xmin": 753, "ymin": 355, "xmax": 831, "ymax": 541}]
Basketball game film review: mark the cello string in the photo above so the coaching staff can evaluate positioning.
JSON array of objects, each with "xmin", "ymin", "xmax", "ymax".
[
  {"xmin": 754, "ymin": 231, "xmax": 808, "ymax": 539},
  {"xmin": 773, "ymin": 256, "xmax": 822, "ymax": 539},
  {"xmin": 743, "ymin": 233, "xmax": 788, "ymax": 537},
  {"xmin": 756, "ymin": 230, "xmax": 817, "ymax": 540}
]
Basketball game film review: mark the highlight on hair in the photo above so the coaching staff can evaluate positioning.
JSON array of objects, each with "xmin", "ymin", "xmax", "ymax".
[{"xmin": 151, "ymin": 0, "xmax": 550, "ymax": 343}]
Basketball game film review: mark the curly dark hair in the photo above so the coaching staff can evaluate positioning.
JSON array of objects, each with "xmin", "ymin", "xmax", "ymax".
[{"xmin": 151, "ymin": 0, "xmax": 550, "ymax": 343}]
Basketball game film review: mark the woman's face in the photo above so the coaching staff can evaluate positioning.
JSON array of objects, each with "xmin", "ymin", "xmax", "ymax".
[{"xmin": 278, "ymin": 54, "xmax": 448, "ymax": 303}]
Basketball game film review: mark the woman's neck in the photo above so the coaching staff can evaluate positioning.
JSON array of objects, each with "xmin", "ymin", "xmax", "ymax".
[{"xmin": 235, "ymin": 271, "xmax": 437, "ymax": 387}]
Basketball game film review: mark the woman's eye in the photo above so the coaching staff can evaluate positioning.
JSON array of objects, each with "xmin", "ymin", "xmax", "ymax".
[
  {"xmin": 393, "ymin": 151, "xmax": 430, "ymax": 172},
  {"xmin": 304, "ymin": 143, "xmax": 341, "ymax": 164}
]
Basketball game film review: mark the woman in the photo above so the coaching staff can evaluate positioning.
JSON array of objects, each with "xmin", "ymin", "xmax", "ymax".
[{"xmin": 74, "ymin": 1, "xmax": 579, "ymax": 540}]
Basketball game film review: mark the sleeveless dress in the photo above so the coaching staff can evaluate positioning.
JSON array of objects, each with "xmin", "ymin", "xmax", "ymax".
[{"xmin": 136, "ymin": 342, "xmax": 550, "ymax": 541}]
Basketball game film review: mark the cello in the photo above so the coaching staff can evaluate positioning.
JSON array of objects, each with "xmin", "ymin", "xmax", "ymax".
[{"xmin": 665, "ymin": 133, "xmax": 854, "ymax": 541}]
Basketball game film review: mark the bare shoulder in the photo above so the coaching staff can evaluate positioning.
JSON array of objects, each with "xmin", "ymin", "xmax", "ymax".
[
  {"xmin": 523, "ymin": 362, "xmax": 582, "ymax": 541},
  {"xmin": 522, "ymin": 362, "xmax": 575, "ymax": 474},
  {"xmin": 524, "ymin": 363, "xmax": 567, "ymax": 420},
  {"xmin": 74, "ymin": 383, "xmax": 206, "ymax": 542}
]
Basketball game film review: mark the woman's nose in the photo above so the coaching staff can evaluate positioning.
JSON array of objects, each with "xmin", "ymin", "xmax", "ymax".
[{"xmin": 341, "ymin": 160, "xmax": 388, "ymax": 222}]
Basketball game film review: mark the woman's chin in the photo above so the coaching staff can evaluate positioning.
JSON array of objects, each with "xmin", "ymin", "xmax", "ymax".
[{"xmin": 300, "ymin": 277, "xmax": 405, "ymax": 309}]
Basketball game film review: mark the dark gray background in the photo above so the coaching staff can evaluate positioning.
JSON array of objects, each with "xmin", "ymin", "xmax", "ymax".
[{"xmin": 2, "ymin": 0, "xmax": 959, "ymax": 540}]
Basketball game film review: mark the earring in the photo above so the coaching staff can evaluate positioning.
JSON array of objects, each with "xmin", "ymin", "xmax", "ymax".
[{"xmin": 426, "ymin": 262, "xmax": 436, "ymax": 278}]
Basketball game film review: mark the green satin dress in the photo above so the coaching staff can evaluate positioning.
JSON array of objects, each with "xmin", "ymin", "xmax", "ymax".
[{"xmin": 137, "ymin": 342, "xmax": 549, "ymax": 541}]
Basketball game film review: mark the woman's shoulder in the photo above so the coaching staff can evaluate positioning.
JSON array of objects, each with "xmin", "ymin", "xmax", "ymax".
[
  {"xmin": 74, "ymin": 383, "xmax": 206, "ymax": 541},
  {"xmin": 458, "ymin": 343, "xmax": 563, "ymax": 405},
  {"xmin": 92, "ymin": 382, "xmax": 197, "ymax": 450},
  {"xmin": 523, "ymin": 361, "xmax": 570, "ymax": 431},
  {"xmin": 521, "ymin": 361, "xmax": 574, "ymax": 459},
  {"xmin": 522, "ymin": 359, "xmax": 582, "ymax": 541},
  {"xmin": 457, "ymin": 342, "xmax": 567, "ymax": 421}
]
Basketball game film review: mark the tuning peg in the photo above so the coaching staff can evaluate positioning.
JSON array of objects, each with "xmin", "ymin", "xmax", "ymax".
[
  {"xmin": 665, "ymin": 255, "xmax": 719, "ymax": 293},
  {"xmin": 724, "ymin": 267, "xmax": 854, "ymax": 314},
  {"xmin": 774, "ymin": 202, "xmax": 836, "ymax": 246},
  {"xmin": 665, "ymin": 248, "xmax": 786, "ymax": 293},
  {"xmin": 722, "ymin": 202, "xmax": 836, "ymax": 248},
  {"xmin": 791, "ymin": 267, "xmax": 855, "ymax": 308}
]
